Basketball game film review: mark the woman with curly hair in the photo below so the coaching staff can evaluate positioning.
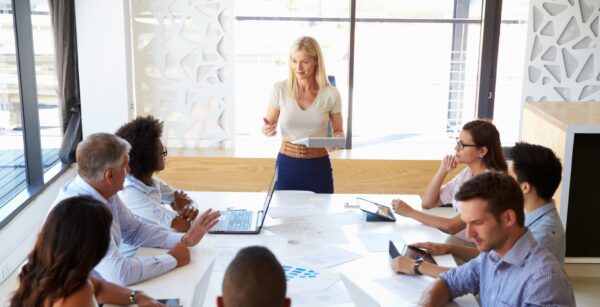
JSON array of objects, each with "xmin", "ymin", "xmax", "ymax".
[
  {"xmin": 9, "ymin": 196, "xmax": 164, "ymax": 306},
  {"xmin": 116, "ymin": 115, "xmax": 198, "ymax": 235}
]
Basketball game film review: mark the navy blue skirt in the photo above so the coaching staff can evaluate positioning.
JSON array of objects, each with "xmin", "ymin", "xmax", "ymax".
[{"xmin": 275, "ymin": 153, "xmax": 334, "ymax": 193}]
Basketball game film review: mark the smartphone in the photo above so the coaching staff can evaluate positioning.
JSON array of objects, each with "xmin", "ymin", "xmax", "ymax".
[{"xmin": 157, "ymin": 298, "xmax": 182, "ymax": 307}]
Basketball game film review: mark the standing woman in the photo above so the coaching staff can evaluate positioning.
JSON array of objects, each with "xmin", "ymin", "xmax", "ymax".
[
  {"xmin": 10, "ymin": 196, "xmax": 163, "ymax": 307},
  {"xmin": 262, "ymin": 36, "xmax": 344, "ymax": 193},
  {"xmin": 391, "ymin": 120, "xmax": 507, "ymax": 241}
]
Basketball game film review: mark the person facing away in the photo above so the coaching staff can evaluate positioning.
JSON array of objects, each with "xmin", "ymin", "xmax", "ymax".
[
  {"xmin": 391, "ymin": 119, "xmax": 507, "ymax": 243},
  {"xmin": 217, "ymin": 246, "xmax": 291, "ymax": 307},
  {"xmin": 261, "ymin": 36, "xmax": 344, "ymax": 194},
  {"xmin": 10, "ymin": 196, "xmax": 165, "ymax": 307},
  {"xmin": 53, "ymin": 133, "xmax": 220, "ymax": 286},
  {"xmin": 391, "ymin": 142, "xmax": 567, "ymax": 278},
  {"xmin": 116, "ymin": 115, "xmax": 199, "ymax": 234},
  {"xmin": 418, "ymin": 172, "xmax": 575, "ymax": 307}
]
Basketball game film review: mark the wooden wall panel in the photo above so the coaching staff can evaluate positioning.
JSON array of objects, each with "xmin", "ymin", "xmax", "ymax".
[{"xmin": 158, "ymin": 157, "xmax": 464, "ymax": 196}]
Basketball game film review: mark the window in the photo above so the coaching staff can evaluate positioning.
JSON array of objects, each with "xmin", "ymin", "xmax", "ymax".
[
  {"xmin": 232, "ymin": 0, "xmax": 516, "ymax": 154},
  {"xmin": 234, "ymin": 1, "xmax": 350, "ymax": 147},
  {"xmin": 0, "ymin": 0, "xmax": 63, "ymax": 211}
]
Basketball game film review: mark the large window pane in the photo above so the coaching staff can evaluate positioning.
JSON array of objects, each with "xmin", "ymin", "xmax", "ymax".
[
  {"xmin": 353, "ymin": 0, "xmax": 482, "ymax": 147},
  {"xmin": 234, "ymin": 1, "xmax": 350, "ymax": 143},
  {"xmin": 31, "ymin": 0, "xmax": 61, "ymax": 176},
  {"xmin": 0, "ymin": 0, "xmax": 27, "ymax": 206},
  {"xmin": 494, "ymin": 0, "xmax": 529, "ymax": 144}
]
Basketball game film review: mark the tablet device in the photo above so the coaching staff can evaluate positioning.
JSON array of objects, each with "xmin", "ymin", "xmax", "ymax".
[
  {"xmin": 157, "ymin": 298, "xmax": 182, "ymax": 307},
  {"xmin": 356, "ymin": 197, "xmax": 396, "ymax": 222},
  {"xmin": 388, "ymin": 240, "xmax": 436, "ymax": 264},
  {"xmin": 291, "ymin": 137, "xmax": 345, "ymax": 148}
]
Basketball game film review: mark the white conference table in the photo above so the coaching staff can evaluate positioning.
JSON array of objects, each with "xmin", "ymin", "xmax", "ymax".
[{"xmin": 108, "ymin": 191, "xmax": 477, "ymax": 307}]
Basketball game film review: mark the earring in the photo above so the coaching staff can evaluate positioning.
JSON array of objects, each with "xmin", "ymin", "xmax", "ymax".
[{"xmin": 479, "ymin": 154, "xmax": 484, "ymax": 158}]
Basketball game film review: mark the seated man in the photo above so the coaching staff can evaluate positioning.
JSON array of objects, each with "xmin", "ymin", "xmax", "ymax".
[
  {"xmin": 392, "ymin": 142, "xmax": 566, "ymax": 278},
  {"xmin": 418, "ymin": 172, "xmax": 574, "ymax": 306},
  {"xmin": 217, "ymin": 246, "xmax": 291, "ymax": 307},
  {"xmin": 53, "ymin": 133, "xmax": 220, "ymax": 286}
]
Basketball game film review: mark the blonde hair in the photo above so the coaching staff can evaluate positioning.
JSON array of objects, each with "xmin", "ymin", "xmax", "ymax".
[{"xmin": 287, "ymin": 36, "xmax": 330, "ymax": 102}]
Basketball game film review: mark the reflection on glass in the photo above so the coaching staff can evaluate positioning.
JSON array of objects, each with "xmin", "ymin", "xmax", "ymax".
[
  {"xmin": 31, "ymin": 0, "xmax": 61, "ymax": 176},
  {"xmin": 0, "ymin": 0, "xmax": 27, "ymax": 206}
]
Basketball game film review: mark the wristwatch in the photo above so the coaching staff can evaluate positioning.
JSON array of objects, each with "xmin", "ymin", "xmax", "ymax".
[
  {"xmin": 413, "ymin": 256, "xmax": 424, "ymax": 275},
  {"xmin": 129, "ymin": 290, "xmax": 142, "ymax": 304}
]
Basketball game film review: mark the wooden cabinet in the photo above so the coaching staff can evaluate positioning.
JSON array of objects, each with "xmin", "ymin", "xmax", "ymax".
[{"xmin": 522, "ymin": 102, "xmax": 600, "ymax": 262}]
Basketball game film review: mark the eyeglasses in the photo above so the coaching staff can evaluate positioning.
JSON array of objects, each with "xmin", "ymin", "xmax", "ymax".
[
  {"xmin": 456, "ymin": 138, "xmax": 478, "ymax": 150},
  {"xmin": 161, "ymin": 147, "xmax": 168, "ymax": 157}
]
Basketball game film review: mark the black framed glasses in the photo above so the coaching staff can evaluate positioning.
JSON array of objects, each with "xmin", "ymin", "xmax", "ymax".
[
  {"xmin": 161, "ymin": 147, "xmax": 168, "ymax": 157},
  {"xmin": 456, "ymin": 138, "xmax": 478, "ymax": 150}
]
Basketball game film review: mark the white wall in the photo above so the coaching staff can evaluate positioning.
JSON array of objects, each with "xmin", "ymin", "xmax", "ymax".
[
  {"xmin": 0, "ymin": 168, "xmax": 76, "ymax": 302},
  {"xmin": 75, "ymin": 0, "xmax": 133, "ymax": 136},
  {"xmin": 522, "ymin": 0, "xmax": 600, "ymax": 103}
]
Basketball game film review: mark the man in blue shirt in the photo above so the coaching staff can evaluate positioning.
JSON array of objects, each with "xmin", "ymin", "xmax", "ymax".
[
  {"xmin": 53, "ymin": 133, "xmax": 220, "ymax": 286},
  {"xmin": 509, "ymin": 142, "xmax": 565, "ymax": 264},
  {"xmin": 419, "ymin": 172, "xmax": 574, "ymax": 306}
]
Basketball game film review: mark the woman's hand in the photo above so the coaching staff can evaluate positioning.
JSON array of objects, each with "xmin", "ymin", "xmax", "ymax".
[
  {"xmin": 326, "ymin": 131, "xmax": 345, "ymax": 152},
  {"xmin": 439, "ymin": 155, "xmax": 458, "ymax": 174},
  {"xmin": 262, "ymin": 118, "xmax": 277, "ymax": 137},
  {"xmin": 171, "ymin": 191, "xmax": 192, "ymax": 212},
  {"xmin": 391, "ymin": 199, "xmax": 415, "ymax": 217}
]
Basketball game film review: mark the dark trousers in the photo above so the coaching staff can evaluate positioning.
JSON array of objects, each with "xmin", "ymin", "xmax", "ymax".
[{"xmin": 275, "ymin": 153, "xmax": 334, "ymax": 194}]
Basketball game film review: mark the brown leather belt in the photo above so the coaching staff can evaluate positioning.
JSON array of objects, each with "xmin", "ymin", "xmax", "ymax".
[{"xmin": 280, "ymin": 141, "xmax": 328, "ymax": 159}]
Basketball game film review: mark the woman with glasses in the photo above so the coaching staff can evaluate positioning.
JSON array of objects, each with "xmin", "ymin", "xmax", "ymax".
[
  {"xmin": 116, "ymin": 116, "xmax": 199, "ymax": 234},
  {"xmin": 10, "ymin": 196, "xmax": 164, "ymax": 307},
  {"xmin": 391, "ymin": 120, "xmax": 507, "ymax": 243},
  {"xmin": 261, "ymin": 36, "xmax": 344, "ymax": 193}
]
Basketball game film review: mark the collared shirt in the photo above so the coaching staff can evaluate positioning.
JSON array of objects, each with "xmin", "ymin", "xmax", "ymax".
[
  {"xmin": 526, "ymin": 200, "xmax": 566, "ymax": 265},
  {"xmin": 53, "ymin": 175, "xmax": 183, "ymax": 286},
  {"xmin": 440, "ymin": 230, "xmax": 575, "ymax": 306},
  {"xmin": 120, "ymin": 175, "xmax": 177, "ymax": 229}
]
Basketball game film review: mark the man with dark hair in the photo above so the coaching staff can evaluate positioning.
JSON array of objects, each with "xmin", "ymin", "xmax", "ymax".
[
  {"xmin": 510, "ymin": 142, "xmax": 565, "ymax": 264},
  {"xmin": 217, "ymin": 246, "xmax": 291, "ymax": 307},
  {"xmin": 419, "ymin": 172, "xmax": 574, "ymax": 306}
]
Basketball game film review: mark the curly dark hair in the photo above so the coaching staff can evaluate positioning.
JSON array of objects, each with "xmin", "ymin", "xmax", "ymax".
[
  {"xmin": 115, "ymin": 115, "xmax": 164, "ymax": 178},
  {"xmin": 10, "ymin": 196, "xmax": 112, "ymax": 306}
]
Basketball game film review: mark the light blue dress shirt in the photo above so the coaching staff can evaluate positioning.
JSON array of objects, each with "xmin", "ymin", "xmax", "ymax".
[
  {"xmin": 120, "ymin": 175, "xmax": 177, "ymax": 229},
  {"xmin": 526, "ymin": 200, "xmax": 566, "ymax": 265},
  {"xmin": 440, "ymin": 230, "xmax": 575, "ymax": 306},
  {"xmin": 53, "ymin": 175, "xmax": 183, "ymax": 286}
]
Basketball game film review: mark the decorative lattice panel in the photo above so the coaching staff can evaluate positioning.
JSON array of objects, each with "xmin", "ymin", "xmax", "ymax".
[
  {"xmin": 130, "ymin": 0, "xmax": 234, "ymax": 148},
  {"xmin": 523, "ymin": 0, "xmax": 600, "ymax": 102}
]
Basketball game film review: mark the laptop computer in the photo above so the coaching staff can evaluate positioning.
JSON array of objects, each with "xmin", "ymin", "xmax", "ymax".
[
  {"xmin": 190, "ymin": 258, "xmax": 215, "ymax": 307},
  {"xmin": 340, "ymin": 273, "xmax": 381, "ymax": 307},
  {"xmin": 208, "ymin": 168, "xmax": 277, "ymax": 234}
]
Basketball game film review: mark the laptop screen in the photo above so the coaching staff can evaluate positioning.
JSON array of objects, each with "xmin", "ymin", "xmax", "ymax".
[{"xmin": 257, "ymin": 167, "xmax": 278, "ymax": 228}]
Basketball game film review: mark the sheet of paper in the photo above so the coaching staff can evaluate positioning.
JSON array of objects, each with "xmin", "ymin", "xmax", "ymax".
[
  {"xmin": 374, "ymin": 275, "xmax": 435, "ymax": 303},
  {"xmin": 290, "ymin": 246, "xmax": 361, "ymax": 268},
  {"xmin": 266, "ymin": 219, "xmax": 349, "ymax": 244},
  {"xmin": 282, "ymin": 264, "xmax": 339, "ymax": 291},
  {"xmin": 268, "ymin": 204, "xmax": 324, "ymax": 218},
  {"xmin": 357, "ymin": 232, "xmax": 406, "ymax": 252},
  {"xmin": 290, "ymin": 284, "xmax": 353, "ymax": 306},
  {"xmin": 211, "ymin": 235, "xmax": 285, "ymax": 250},
  {"xmin": 311, "ymin": 211, "xmax": 364, "ymax": 226}
]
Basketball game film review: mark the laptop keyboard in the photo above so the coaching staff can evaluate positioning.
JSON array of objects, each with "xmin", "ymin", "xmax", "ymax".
[{"xmin": 226, "ymin": 210, "xmax": 253, "ymax": 230}]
